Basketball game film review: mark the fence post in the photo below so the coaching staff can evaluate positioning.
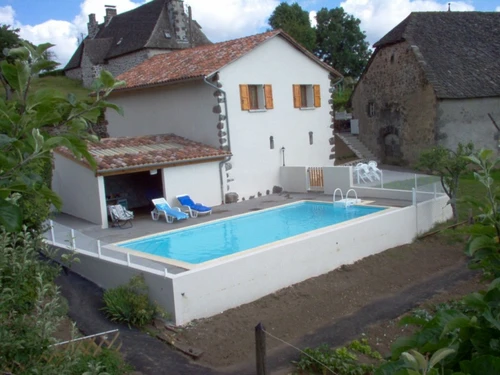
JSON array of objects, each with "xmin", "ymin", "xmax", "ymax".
[
  {"xmin": 50, "ymin": 220, "xmax": 55, "ymax": 243},
  {"xmin": 127, "ymin": 253, "xmax": 131, "ymax": 267},
  {"xmin": 97, "ymin": 240, "xmax": 102, "ymax": 258},
  {"xmin": 414, "ymin": 174, "xmax": 418, "ymax": 191},
  {"xmin": 433, "ymin": 182, "xmax": 437, "ymax": 199},
  {"xmin": 412, "ymin": 188, "xmax": 417, "ymax": 206},
  {"xmin": 255, "ymin": 322, "xmax": 267, "ymax": 375},
  {"xmin": 380, "ymin": 171, "xmax": 384, "ymax": 188},
  {"xmin": 164, "ymin": 268, "xmax": 169, "ymax": 277},
  {"xmin": 70, "ymin": 229, "xmax": 76, "ymax": 249}
]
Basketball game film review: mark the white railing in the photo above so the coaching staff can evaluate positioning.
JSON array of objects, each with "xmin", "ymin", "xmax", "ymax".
[{"xmin": 44, "ymin": 220, "xmax": 177, "ymax": 278}]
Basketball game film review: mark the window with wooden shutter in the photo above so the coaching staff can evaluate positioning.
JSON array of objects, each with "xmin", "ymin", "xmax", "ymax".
[
  {"xmin": 293, "ymin": 85, "xmax": 302, "ymax": 108},
  {"xmin": 313, "ymin": 85, "xmax": 321, "ymax": 107},
  {"xmin": 294, "ymin": 84, "xmax": 318, "ymax": 108},
  {"xmin": 240, "ymin": 84, "xmax": 250, "ymax": 110},
  {"xmin": 240, "ymin": 84, "xmax": 271, "ymax": 111},
  {"xmin": 264, "ymin": 85, "xmax": 273, "ymax": 109}
]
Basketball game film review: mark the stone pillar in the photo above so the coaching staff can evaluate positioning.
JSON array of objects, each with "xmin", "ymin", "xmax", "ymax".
[{"xmin": 167, "ymin": 0, "xmax": 188, "ymax": 43}]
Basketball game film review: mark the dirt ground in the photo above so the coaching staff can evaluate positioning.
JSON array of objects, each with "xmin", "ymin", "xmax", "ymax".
[{"xmin": 173, "ymin": 234, "xmax": 483, "ymax": 372}]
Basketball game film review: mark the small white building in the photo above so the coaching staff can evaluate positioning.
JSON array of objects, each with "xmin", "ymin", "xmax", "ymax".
[
  {"xmin": 106, "ymin": 29, "xmax": 342, "ymax": 203},
  {"xmin": 53, "ymin": 134, "xmax": 229, "ymax": 228}
]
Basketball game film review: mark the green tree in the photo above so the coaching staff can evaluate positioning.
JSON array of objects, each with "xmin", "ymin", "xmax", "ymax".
[
  {"xmin": 0, "ymin": 24, "xmax": 21, "ymax": 60},
  {"xmin": 314, "ymin": 7, "xmax": 370, "ymax": 77},
  {"xmin": 268, "ymin": 2, "xmax": 316, "ymax": 51},
  {"xmin": 418, "ymin": 143, "xmax": 474, "ymax": 223},
  {"xmin": 0, "ymin": 41, "xmax": 123, "ymax": 231}
]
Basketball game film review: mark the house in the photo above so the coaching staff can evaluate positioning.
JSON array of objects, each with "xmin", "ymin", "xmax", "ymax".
[
  {"xmin": 64, "ymin": 0, "xmax": 211, "ymax": 87},
  {"xmin": 54, "ymin": 29, "xmax": 341, "ymax": 228},
  {"xmin": 52, "ymin": 134, "xmax": 230, "ymax": 227},
  {"xmin": 105, "ymin": 29, "xmax": 341, "ymax": 206},
  {"xmin": 351, "ymin": 12, "xmax": 500, "ymax": 165}
]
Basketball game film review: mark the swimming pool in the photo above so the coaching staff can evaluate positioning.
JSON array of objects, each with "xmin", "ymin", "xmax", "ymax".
[{"xmin": 119, "ymin": 201, "xmax": 385, "ymax": 264}]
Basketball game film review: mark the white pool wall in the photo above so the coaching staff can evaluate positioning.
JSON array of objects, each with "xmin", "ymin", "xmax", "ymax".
[
  {"xmin": 53, "ymin": 194, "xmax": 451, "ymax": 325},
  {"xmin": 168, "ymin": 195, "xmax": 450, "ymax": 324}
]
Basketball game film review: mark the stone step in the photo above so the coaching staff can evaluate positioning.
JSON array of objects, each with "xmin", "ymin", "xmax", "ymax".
[{"xmin": 336, "ymin": 133, "xmax": 379, "ymax": 163}]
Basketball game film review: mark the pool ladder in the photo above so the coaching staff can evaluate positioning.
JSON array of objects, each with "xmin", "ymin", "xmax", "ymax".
[{"xmin": 333, "ymin": 188, "xmax": 359, "ymax": 208}]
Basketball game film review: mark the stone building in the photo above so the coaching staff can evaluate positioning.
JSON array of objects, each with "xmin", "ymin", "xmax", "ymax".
[
  {"xmin": 64, "ymin": 0, "xmax": 211, "ymax": 87},
  {"xmin": 351, "ymin": 12, "xmax": 500, "ymax": 165}
]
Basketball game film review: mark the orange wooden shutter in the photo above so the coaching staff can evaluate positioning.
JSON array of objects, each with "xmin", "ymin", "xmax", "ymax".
[
  {"xmin": 293, "ymin": 85, "xmax": 301, "ymax": 108},
  {"xmin": 240, "ymin": 84, "xmax": 250, "ymax": 110},
  {"xmin": 264, "ymin": 84, "xmax": 274, "ymax": 109},
  {"xmin": 313, "ymin": 85, "xmax": 321, "ymax": 107}
]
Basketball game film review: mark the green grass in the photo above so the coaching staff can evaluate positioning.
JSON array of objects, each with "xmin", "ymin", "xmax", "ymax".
[
  {"xmin": 30, "ymin": 76, "xmax": 90, "ymax": 101},
  {"xmin": 456, "ymin": 170, "xmax": 500, "ymax": 222}
]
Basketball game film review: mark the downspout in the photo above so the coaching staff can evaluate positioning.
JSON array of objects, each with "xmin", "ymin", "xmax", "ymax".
[{"xmin": 203, "ymin": 75, "xmax": 232, "ymax": 204}]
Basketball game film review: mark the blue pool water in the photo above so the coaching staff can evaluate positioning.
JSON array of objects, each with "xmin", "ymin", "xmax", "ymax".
[{"xmin": 119, "ymin": 201, "xmax": 385, "ymax": 264}]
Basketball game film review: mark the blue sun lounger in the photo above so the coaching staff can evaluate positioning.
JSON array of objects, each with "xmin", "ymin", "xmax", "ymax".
[
  {"xmin": 176, "ymin": 194, "xmax": 212, "ymax": 218},
  {"xmin": 151, "ymin": 198, "xmax": 189, "ymax": 223}
]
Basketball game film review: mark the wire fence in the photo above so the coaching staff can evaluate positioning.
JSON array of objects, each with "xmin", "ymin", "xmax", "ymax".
[{"xmin": 43, "ymin": 220, "xmax": 186, "ymax": 276}]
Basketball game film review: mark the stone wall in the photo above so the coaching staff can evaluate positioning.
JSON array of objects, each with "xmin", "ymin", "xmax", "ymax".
[
  {"xmin": 65, "ymin": 68, "xmax": 82, "ymax": 82},
  {"xmin": 104, "ymin": 50, "xmax": 151, "ymax": 79},
  {"xmin": 351, "ymin": 41, "xmax": 437, "ymax": 165}
]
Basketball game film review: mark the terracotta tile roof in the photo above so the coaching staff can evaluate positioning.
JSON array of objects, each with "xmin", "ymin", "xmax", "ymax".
[
  {"xmin": 116, "ymin": 30, "xmax": 342, "ymax": 91},
  {"xmin": 56, "ymin": 134, "xmax": 230, "ymax": 175}
]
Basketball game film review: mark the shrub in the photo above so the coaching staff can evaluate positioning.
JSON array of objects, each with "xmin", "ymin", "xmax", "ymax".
[
  {"xmin": 294, "ymin": 340, "xmax": 382, "ymax": 374},
  {"xmin": 102, "ymin": 274, "xmax": 165, "ymax": 328},
  {"xmin": 70, "ymin": 348, "xmax": 133, "ymax": 375}
]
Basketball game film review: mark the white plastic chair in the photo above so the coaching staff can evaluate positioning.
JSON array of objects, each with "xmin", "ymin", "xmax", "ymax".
[{"xmin": 368, "ymin": 161, "xmax": 382, "ymax": 181}]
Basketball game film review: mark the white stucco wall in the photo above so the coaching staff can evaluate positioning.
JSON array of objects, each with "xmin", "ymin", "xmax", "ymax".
[
  {"xmin": 52, "ymin": 153, "xmax": 104, "ymax": 225},
  {"xmin": 161, "ymin": 161, "xmax": 223, "ymax": 207},
  {"xmin": 106, "ymin": 80, "xmax": 220, "ymax": 148},
  {"xmin": 437, "ymin": 97, "xmax": 500, "ymax": 152},
  {"xmin": 220, "ymin": 36, "xmax": 333, "ymax": 199},
  {"xmin": 279, "ymin": 166, "xmax": 308, "ymax": 193}
]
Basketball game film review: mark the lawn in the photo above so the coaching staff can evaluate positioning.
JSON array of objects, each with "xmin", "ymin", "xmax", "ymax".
[{"xmin": 30, "ymin": 76, "xmax": 91, "ymax": 101}]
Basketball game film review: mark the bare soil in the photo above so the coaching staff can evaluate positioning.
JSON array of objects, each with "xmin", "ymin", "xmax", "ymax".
[{"xmin": 174, "ymin": 235, "xmax": 483, "ymax": 372}]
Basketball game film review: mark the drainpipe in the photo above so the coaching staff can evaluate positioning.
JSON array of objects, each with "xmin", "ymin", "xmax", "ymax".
[{"xmin": 203, "ymin": 75, "xmax": 232, "ymax": 204}]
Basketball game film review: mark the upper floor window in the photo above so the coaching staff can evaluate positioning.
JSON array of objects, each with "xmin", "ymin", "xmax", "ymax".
[
  {"xmin": 240, "ymin": 84, "xmax": 274, "ymax": 111},
  {"xmin": 293, "ymin": 84, "xmax": 321, "ymax": 109}
]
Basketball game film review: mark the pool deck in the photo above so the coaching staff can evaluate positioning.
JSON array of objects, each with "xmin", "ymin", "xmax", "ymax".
[{"xmin": 52, "ymin": 192, "xmax": 412, "ymax": 246}]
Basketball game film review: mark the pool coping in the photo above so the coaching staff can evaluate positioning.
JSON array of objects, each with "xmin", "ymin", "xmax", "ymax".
[{"xmin": 104, "ymin": 199, "xmax": 393, "ymax": 271}]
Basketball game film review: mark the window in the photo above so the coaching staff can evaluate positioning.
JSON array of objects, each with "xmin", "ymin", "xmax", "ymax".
[
  {"xmin": 293, "ymin": 84, "xmax": 321, "ymax": 108},
  {"xmin": 240, "ymin": 84, "xmax": 273, "ymax": 111},
  {"xmin": 368, "ymin": 101, "xmax": 375, "ymax": 117}
]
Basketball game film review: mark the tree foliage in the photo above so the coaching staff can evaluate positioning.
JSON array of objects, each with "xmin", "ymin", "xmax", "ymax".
[
  {"xmin": 268, "ymin": 2, "xmax": 316, "ymax": 51},
  {"xmin": 418, "ymin": 143, "xmax": 474, "ymax": 222},
  {"xmin": 314, "ymin": 7, "xmax": 371, "ymax": 77},
  {"xmin": 374, "ymin": 149, "xmax": 500, "ymax": 375},
  {"xmin": 0, "ymin": 41, "xmax": 124, "ymax": 232},
  {"xmin": 0, "ymin": 24, "xmax": 21, "ymax": 60}
]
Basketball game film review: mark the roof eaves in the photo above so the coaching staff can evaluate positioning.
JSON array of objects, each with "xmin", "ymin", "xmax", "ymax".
[
  {"xmin": 96, "ymin": 153, "xmax": 231, "ymax": 175},
  {"xmin": 111, "ymin": 75, "xmax": 205, "ymax": 94}
]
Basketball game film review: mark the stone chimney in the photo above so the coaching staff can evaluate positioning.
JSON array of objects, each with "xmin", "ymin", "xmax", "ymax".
[
  {"xmin": 167, "ymin": 0, "xmax": 188, "ymax": 43},
  {"xmin": 104, "ymin": 5, "xmax": 117, "ymax": 25},
  {"xmin": 87, "ymin": 13, "xmax": 99, "ymax": 39}
]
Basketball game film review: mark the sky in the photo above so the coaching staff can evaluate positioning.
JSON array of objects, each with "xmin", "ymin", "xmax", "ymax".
[{"xmin": 0, "ymin": 0, "xmax": 499, "ymax": 67}]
